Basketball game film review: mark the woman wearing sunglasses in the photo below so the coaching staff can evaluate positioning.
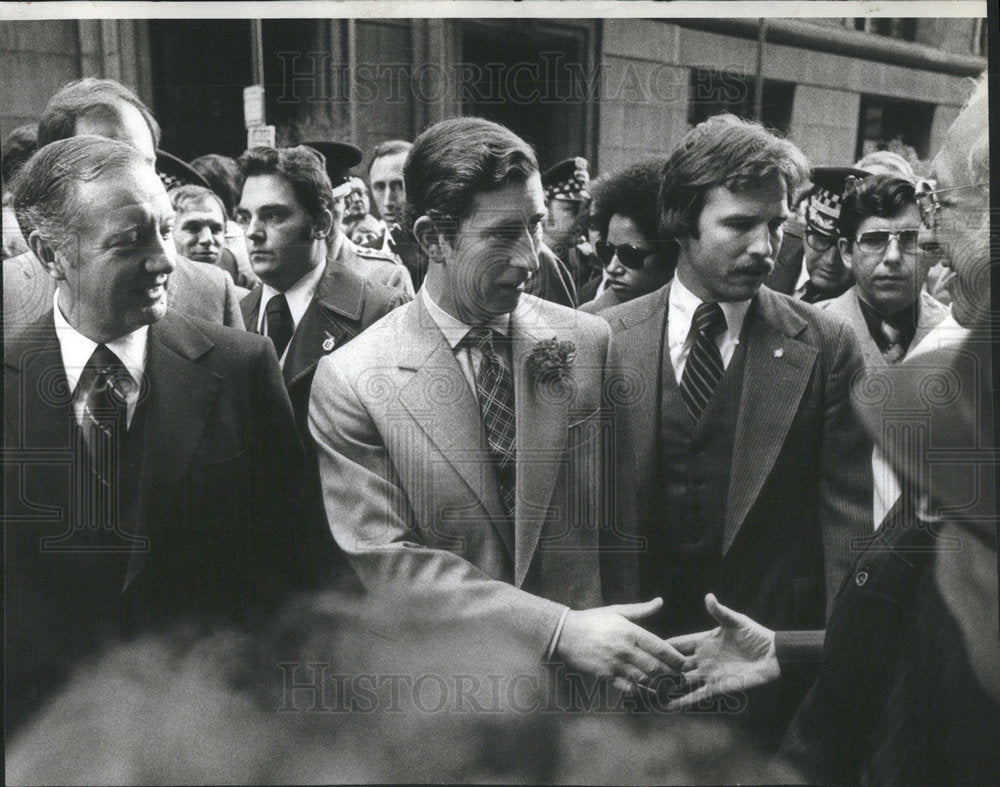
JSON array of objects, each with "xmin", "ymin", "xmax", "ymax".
[{"xmin": 579, "ymin": 160, "xmax": 674, "ymax": 314}]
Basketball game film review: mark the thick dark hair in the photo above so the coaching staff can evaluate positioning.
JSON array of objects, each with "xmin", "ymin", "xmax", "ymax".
[
  {"xmin": 37, "ymin": 78, "xmax": 162, "ymax": 149},
  {"xmin": 591, "ymin": 159, "xmax": 667, "ymax": 247},
  {"xmin": 236, "ymin": 146, "xmax": 333, "ymax": 226},
  {"xmin": 403, "ymin": 117, "xmax": 537, "ymax": 235},
  {"xmin": 2, "ymin": 124, "xmax": 38, "ymax": 189},
  {"xmin": 368, "ymin": 139, "xmax": 412, "ymax": 172},
  {"xmin": 13, "ymin": 136, "xmax": 144, "ymax": 248},
  {"xmin": 838, "ymin": 175, "xmax": 918, "ymax": 245},
  {"xmin": 659, "ymin": 114, "xmax": 809, "ymax": 241},
  {"xmin": 190, "ymin": 154, "xmax": 241, "ymax": 219}
]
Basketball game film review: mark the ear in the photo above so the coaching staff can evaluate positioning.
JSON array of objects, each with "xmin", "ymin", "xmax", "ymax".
[
  {"xmin": 413, "ymin": 215, "xmax": 449, "ymax": 264},
  {"xmin": 838, "ymin": 237, "xmax": 853, "ymax": 271},
  {"xmin": 313, "ymin": 208, "xmax": 334, "ymax": 239},
  {"xmin": 27, "ymin": 230, "xmax": 70, "ymax": 281}
]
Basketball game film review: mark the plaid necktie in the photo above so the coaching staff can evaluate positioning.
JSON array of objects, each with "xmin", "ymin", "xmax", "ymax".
[
  {"xmin": 265, "ymin": 293, "xmax": 294, "ymax": 358},
  {"xmin": 680, "ymin": 302, "xmax": 727, "ymax": 421},
  {"xmin": 465, "ymin": 327, "xmax": 517, "ymax": 519},
  {"xmin": 879, "ymin": 320, "xmax": 905, "ymax": 364}
]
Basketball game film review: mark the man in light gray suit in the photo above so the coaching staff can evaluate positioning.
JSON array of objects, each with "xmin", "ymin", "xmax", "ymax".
[{"xmin": 309, "ymin": 117, "xmax": 683, "ymax": 694}]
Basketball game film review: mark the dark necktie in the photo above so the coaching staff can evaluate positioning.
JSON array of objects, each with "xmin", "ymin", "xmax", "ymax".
[
  {"xmin": 679, "ymin": 302, "xmax": 727, "ymax": 421},
  {"xmin": 465, "ymin": 327, "xmax": 517, "ymax": 519},
  {"xmin": 265, "ymin": 293, "xmax": 294, "ymax": 358},
  {"xmin": 77, "ymin": 344, "xmax": 132, "ymax": 534}
]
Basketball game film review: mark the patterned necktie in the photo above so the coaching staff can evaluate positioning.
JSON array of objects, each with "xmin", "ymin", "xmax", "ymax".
[
  {"xmin": 879, "ymin": 320, "xmax": 905, "ymax": 364},
  {"xmin": 77, "ymin": 345, "xmax": 133, "ymax": 531},
  {"xmin": 265, "ymin": 293, "xmax": 294, "ymax": 358},
  {"xmin": 680, "ymin": 302, "xmax": 727, "ymax": 421},
  {"xmin": 465, "ymin": 327, "xmax": 517, "ymax": 519}
]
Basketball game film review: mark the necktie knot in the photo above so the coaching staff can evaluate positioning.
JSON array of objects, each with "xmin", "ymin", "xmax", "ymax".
[
  {"xmin": 464, "ymin": 326, "xmax": 498, "ymax": 355},
  {"xmin": 693, "ymin": 302, "xmax": 726, "ymax": 339},
  {"xmin": 83, "ymin": 345, "xmax": 133, "ymax": 408}
]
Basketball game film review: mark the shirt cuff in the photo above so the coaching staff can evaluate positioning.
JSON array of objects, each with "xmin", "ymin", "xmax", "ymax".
[
  {"xmin": 774, "ymin": 629, "xmax": 825, "ymax": 670},
  {"xmin": 544, "ymin": 606, "xmax": 571, "ymax": 662}
]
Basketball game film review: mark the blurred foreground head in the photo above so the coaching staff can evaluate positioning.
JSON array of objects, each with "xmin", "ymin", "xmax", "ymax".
[{"xmin": 6, "ymin": 589, "xmax": 799, "ymax": 784}]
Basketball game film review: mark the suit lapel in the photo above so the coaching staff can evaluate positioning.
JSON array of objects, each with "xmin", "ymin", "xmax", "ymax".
[
  {"xmin": 123, "ymin": 313, "xmax": 222, "ymax": 590},
  {"xmin": 510, "ymin": 299, "xmax": 571, "ymax": 587},
  {"xmin": 395, "ymin": 299, "xmax": 513, "ymax": 558},
  {"xmin": 843, "ymin": 290, "xmax": 887, "ymax": 370},
  {"xmin": 910, "ymin": 290, "xmax": 949, "ymax": 354},
  {"xmin": 724, "ymin": 292, "xmax": 817, "ymax": 555},
  {"xmin": 282, "ymin": 264, "xmax": 364, "ymax": 388}
]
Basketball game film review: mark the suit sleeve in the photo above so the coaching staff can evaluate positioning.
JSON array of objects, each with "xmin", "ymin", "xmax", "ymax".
[
  {"xmin": 390, "ymin": 265, "xmax": 416, "ymax": 300},
  {"xmin": 818, "ymin": 321, "xmax": 874, "ymax": 618},
  {"xmin": 221, "ymin": 272, "xmax": 246, "ymax": 329},
  {"xmin": 307, "ymin": 354, "xmax": 566, "ymax": 658}
]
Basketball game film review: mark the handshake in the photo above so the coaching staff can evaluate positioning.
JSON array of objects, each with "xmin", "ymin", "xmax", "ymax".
[{"xmin": 555, "ymin": 594, "xmax": 780, "ymax": 709}]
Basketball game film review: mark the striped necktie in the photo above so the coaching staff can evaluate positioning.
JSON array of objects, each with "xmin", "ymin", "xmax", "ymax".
[{"xmin": 680, "ymin": 302, "xmax": 727, "ymax": 421}]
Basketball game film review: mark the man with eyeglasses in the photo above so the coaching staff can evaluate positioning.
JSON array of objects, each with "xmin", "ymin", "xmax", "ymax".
[
  {"xmin": 821, "ymin": 175, "xmax": 949, "ymax": 369},
  {"xmin": 793, "ymin": 167, "xmax": 871, "ymax": 304}
]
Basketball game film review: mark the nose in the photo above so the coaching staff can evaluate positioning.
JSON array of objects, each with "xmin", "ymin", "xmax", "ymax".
[
  {"xmin": 145, "ymin": 234, "xmax": 176, "ymax": 275},
  {"xmin": 510, "ymin": 225, "xmax": 541, "ymax": 274},
  {"xmin": 882, "ymin": 235, "xmax": 903, "ymax": 266},
  {"xmin": 606, "ymin": 252, "xmax": 626, "ymax": 277},
  {"xmin": 245, "ymin": 216, "xmax": 265, "ymax": 243},
  {"xmin": 747, "ymin": 223, "xmax": 774, "ymax": 260},
  {"xmin": 196, "ymin": 226, "xmax": 215, "ymax": 247}
]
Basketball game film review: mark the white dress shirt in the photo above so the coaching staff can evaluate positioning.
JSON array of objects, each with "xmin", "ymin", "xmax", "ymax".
[
  {"xmin": 52, "ymin": 291, "xmax": 147, "ymax": 428},
  {"xmin": 421, "ymin": 287, "xmax": 511, "ymax": 402},
  {"xmin": 256, "ymin": 259, "xmax": 327, "ymax": 365},
  {"xmin": 667, "ymin": 275, "xmax": 751, "ymax": 383}
]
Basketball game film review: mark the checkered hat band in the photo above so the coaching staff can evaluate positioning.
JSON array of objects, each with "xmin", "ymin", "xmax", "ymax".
[{"xmin": 807, "ymin": 187, "xmax": 843, "ymax": 234}]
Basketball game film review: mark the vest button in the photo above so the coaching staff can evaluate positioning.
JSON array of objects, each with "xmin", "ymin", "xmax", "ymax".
[{"xmin": 855, "ymin": 570, "xmax": 869, "ymax": 587}]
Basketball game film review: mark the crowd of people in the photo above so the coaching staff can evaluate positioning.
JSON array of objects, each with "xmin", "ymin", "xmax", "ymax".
[{"xmin": 2, "ymin": 72, "xmax": 995, "ymax": 784}]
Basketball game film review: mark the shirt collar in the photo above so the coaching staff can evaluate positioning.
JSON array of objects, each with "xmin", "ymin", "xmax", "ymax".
[
  {"xmin": 669, "ymin": 274, "xmax": 751, "ymax": 345},
  {"xmin": 420, "ymin": 287, "xmax": 510, "ymax": 350},
  {"xmin": 260, "ymin": 258, "xmax": 327, "ymax": 331},
  {"xmin": 52, "ymin": 290, "xmax": 148, "ymax": 395}
]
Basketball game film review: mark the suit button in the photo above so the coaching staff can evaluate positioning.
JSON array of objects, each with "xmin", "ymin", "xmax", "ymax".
[{"xmin": 855, "ymin": 570, "xmax": 869, "ymax": 587}]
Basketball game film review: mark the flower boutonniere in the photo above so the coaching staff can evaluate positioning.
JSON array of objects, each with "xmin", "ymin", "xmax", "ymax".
[{"xmin": 527, "ymin": 337, "xmax": 576, "ymax": 384}]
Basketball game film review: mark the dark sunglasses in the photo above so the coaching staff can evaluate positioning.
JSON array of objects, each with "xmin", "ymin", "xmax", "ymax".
[{"xmin": 595, "ymin": 240, "xmax": 656, "ymax": 270}]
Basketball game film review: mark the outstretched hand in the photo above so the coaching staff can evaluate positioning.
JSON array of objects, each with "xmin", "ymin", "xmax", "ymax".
[
  {"xmin": 664, "ymin": 593, "xmax": 780, "ymax": 710},
  {"xmin": 555, "ymin": 597, "xmax": 685, "ymax": 695}
]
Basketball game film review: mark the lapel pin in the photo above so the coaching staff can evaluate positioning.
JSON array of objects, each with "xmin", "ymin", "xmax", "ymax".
[
  {"xmin": 322, "ymin": 332, "xmax": 336, "ymax": 352},
  {"xmin": 773, "ymin": 347, "xmax": 784, "ymax": 358}
]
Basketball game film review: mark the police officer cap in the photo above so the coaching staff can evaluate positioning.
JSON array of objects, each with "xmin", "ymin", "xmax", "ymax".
[
  {"xmin": 542, "ymin": 157, "xmax": 590, "ymax": 202},
  {"xmin": 301, "ymin": 141, "xmax": 363, "ymax": 199},
  {"xmin": 806, "ymin": 166, "xmax": 870, "ymax": 236},
  {"xmin": 157, "ymin": 150, "xmax": 211, "ymax": 192}
]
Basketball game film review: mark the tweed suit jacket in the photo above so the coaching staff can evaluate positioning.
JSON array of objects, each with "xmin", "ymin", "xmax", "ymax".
[
  {"xmin": 600, "ymin": 283, "xmax": 874, "ymax": 631},
  {"xmin": 819, "ymin": 287, "xmax": 950, "ymax": 371},
  {"xmin": 3, "ymin": 251, "xmax": 245, "ymax": 338},
  {"xmin": 308, "ymin": 293, "xmax": 632, "ymax": 657}
]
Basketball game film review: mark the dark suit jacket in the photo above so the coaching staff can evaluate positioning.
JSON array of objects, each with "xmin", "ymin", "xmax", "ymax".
[
  {"xmin": 4, "ymin": 310, "xmax": 306, "ymax": 732},
  {"xmin": 780, "ymin": 334, "xmax": 999, "ymax": 784},
  {"xmin": 3, "ymin": 251, "xmax": 245, "ymax": 337},
  {"xmin": 601, "ymin": 284, "xmax": 873, "ymax": 632},
  {"xmin": 240, "ymin": 261, "xmax": 406, "ymax": 438},
  {"xmin": 242, "ymin": 262, "xmax": 405, "ymax": 585}
]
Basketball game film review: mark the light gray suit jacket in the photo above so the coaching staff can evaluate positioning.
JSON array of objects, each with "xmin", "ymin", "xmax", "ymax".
[
  {"xmin": 819, "ymin": 287, "xmax": 950, "ymax": 370},
  {"xmin": 308, "ymin": 293, "xmax": 631, "ymax": 656}
]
